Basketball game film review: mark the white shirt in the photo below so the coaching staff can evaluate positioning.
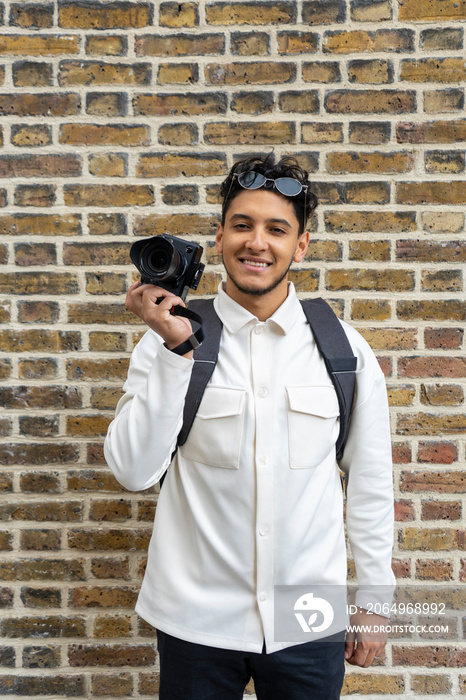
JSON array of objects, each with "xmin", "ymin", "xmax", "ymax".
[{"xmin": 104, "ymin": 283, "xmax": 395, "ymax": 653}]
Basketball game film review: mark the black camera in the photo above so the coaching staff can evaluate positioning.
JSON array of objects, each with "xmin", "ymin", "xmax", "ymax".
[{"xmin": 130, "ymin": 233, "xmax": 205, "ymax": 301}]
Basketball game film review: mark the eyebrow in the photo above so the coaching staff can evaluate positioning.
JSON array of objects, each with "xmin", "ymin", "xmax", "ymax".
[{"xmin": 229, "ymin": 213, "xmax": 292, "ymax": 229}]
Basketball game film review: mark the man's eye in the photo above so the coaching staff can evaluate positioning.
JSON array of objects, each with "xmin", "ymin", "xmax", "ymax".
[{"xmin": 271, "ymin": 227, "xmax": 286, "ymax": 235}]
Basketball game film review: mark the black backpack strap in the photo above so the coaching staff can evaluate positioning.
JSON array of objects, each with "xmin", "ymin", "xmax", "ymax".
[
  {"xmin": 160, "ymin": 298, "xmax": 221, "ymax": 487},
  {"xmin": 176, "ymin": 298, "xmax": 223, "ymax": 447},
  {"xmin": 300, "ymin": 298, "xmax": 357, "ymax": 462}
]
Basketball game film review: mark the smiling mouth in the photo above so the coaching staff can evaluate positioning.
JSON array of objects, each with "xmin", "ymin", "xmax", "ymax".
[{"xmin": 240, "ymin": 258, "xmax": 271, "ymax": 269}]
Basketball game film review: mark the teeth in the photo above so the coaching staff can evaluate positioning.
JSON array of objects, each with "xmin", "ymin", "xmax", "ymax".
[{"xmin": 243, "ymin": 260, "xmax": 269, "ymax": 268}]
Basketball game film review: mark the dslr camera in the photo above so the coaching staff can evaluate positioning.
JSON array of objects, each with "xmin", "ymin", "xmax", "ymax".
[{"xmin": 130, "ymin": 233, "xmax": 205, "ymax": 301}]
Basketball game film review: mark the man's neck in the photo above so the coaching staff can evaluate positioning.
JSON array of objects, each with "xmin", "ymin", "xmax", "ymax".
[{"xmin": 224, "ymin": 279, "xmax": 289, "ymax": 321}]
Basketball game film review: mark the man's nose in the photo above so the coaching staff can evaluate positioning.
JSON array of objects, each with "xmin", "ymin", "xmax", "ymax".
[{"xmin": 245, "ymin": 227, "xmax": 267, "ymax": 250}]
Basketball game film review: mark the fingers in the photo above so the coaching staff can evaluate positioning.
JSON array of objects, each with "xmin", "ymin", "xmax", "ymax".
[
  {"xmin": 154, "ymin": 292, "xmax": 186, "ymax": 314},
  {"xmin": 126, "ymin": 283, "xmax": 177, "ymax": 318},
  {"xmin": 346, "ymin": 609, "xmax": 388, "ymax": 668},
  {"xmin": 139, "ymin": 287, "xmax": 186, "ymax": 324},
  {"xmin": 345, "ymin": 639, "xmax": 386, "ymax": 668},
  {"xmin": 125, "ymin": 283, "xmax": 192, "ymax": 346},
  {"xmin": 344, "ymin": 630, "xmax": 355, "ymax": 662},
  {"xmin": 346, "ymin": 646, "xmax": 373, "ymax": 668}
]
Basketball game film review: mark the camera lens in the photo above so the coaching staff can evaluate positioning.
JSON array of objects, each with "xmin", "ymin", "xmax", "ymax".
[
  {"xmin": 147, "ymin": 248, "xmax": 170, "ymax": 272},
  {"xmin": 139, "ymin": 236, "xmax": 184, "ymax": 282}
]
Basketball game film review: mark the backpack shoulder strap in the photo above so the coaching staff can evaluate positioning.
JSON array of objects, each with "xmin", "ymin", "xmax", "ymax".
[
  {"xmin": 300, "ymin": 298, "xmax": 357, "ymax": 462},
  {"xmin": 177, "ymin": 298, "xmax": 223, "ymax": 447}
]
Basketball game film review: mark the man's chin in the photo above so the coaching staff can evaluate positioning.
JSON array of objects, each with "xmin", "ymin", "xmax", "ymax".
[
  {"xmin": 229, "ymin": 273, "xmax": 288, "ymax": 297},
  {"xmin": 222, "ymin": 254, "xmax": 293, "ymax": 299},
  {"xmin": 232, "ymin": 283, "xmax": 272, "ymax": 297}
]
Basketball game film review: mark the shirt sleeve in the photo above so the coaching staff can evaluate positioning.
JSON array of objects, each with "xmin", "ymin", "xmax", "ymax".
[
  {"xmin": 104, "ymin": 329, "xmax": 194, "ymax": 491},
  {"xmin": 338, "ymin": 325, "xmax": 396, "ymax": 612}
]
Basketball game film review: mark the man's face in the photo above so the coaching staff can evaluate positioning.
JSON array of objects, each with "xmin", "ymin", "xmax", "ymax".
[{"xmin": 216, "ymin": 188, "xmax": 309, "ymax": 308}]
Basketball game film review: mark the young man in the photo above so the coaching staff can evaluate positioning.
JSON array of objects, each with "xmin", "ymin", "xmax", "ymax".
[{"xmin": 104, "ymin": 154, "xmax": 395, "ymax": 700}]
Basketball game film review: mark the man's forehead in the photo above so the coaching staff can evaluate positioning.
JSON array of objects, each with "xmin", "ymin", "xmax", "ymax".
[{"xmin": 225, "ymin": 189, "xmax": 300, "ymax": 226}]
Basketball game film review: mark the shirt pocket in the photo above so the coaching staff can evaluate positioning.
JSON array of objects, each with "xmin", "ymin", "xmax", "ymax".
[
  {"xmin": 181, "ymin": 385, "xmax": 246, "ymax": 469},
  {"xmin": 286, "ymin": 385, "xmax": 340, "ymax": 469}
]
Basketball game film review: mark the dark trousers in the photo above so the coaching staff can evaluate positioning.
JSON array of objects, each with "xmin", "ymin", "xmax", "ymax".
[{"xmin": 157, "ymin": 629, "xmax": 345, "ymax": 700}]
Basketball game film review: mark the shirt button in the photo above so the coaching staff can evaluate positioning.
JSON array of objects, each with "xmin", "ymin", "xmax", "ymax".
[
  {"xmin": 259, "ymin": 526, "xmax": 269, "ymax": 537},
  {"xmin": 254, "ymin": 325, "xmax": 264, "ymax": 335},
  {"xmin": 257, "ymin": 387, "xmax": 268, "ymax": 398},
  {"xmin": 259, "ymin": 592, "xmax": 267, "ymax": 602},
  {"xmin": 259, "ymin": 455, "xmax": 269, "ymax": 465}
]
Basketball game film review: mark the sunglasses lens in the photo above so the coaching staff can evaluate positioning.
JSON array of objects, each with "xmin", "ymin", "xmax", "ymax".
[
  {"xmin": 238, "ymin": 171, "xmax": 266, "ymax": 189},
  {"xmin": 237, "ymin": 172, "xmax": 304, "ymax": 197},
  {"xmin": 275, "ymin": 178, "xmax": 302, "ymax": 196}
]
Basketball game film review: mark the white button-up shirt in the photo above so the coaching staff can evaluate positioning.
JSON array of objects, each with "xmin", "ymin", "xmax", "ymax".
[{"xmin": 104, "ymin": 283, "xmax": 395, "ymax": 653}]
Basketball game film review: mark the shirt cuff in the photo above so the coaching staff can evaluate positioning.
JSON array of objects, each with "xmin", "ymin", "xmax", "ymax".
[{"xmin": 158, "ymin": 341, "xmax": 194, "ymax": 368}]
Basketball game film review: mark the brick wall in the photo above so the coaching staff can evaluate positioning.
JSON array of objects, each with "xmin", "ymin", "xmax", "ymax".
[{"xmin": 0, "ymin": 0, "xmax": 465, "ymax": 697}]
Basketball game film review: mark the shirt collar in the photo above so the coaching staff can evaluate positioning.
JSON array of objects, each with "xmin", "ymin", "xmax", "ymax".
[{"xmin": 213, "ymin": 282, "xmax": 302, "ymax": 335}]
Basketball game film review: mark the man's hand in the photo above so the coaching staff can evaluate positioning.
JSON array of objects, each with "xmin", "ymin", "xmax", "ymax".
[
  {"xmin": 345, "ymin": 607, "xmax": 388, "ymax": 668},
  {"xmin": 126, "ymin": 282, "xmax": 193, "ymax": 354}
]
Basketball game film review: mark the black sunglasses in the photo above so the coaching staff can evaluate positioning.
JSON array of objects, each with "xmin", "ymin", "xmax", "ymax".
[{"xmin": 236, "ymin": 171, "xmax": 308, "ymax": 197}]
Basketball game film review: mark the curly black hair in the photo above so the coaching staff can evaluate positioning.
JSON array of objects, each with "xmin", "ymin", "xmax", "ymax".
[{"xmin": 220, "ymin": 153, "xmax": 318, "ymax": 235}]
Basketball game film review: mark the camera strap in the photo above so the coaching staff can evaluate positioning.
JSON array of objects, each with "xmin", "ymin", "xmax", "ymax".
[{"xmin": 166, "ymin": 305, "xmax": 205, "ymax": 356}]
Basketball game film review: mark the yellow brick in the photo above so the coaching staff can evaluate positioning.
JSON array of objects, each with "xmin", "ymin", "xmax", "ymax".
[
  {"xmin": 342, "ymin": 673, "xmax": 404, "ymax": 694},
  {"xmin": 399, "ymin": 0, "xmax": 466, "ymax": 21},
  {"xmin": 85, "ymin": 36, "xmax": 127, "ymax": 56},
  {"xmin": 0, "ymin": 35, "xmax": 79, "ymax": 55},
  {"xmin": 60, "ymin": 124, "xmax": 149, "ymax": 146},
  {"xmin": 398, "ymin": 527, "xmax": 458, "ymax": 551},
  {"xmin": 59, "ymin": 3, "xmax": 152, "ymax": 29},
  {"xmin": 158, "ymin": 62, "xmax": 198, "ymax": 84},
  {"xmin": 88, "ymin": 154, "xmax": 127, "ymax": 178},
  {"xmin": 206, "ymin": 2, "xmax": 296, "ymax": 25},
  {"xmin": 159, "ymin": 2, "xmax": 198, "ymax": 27}
]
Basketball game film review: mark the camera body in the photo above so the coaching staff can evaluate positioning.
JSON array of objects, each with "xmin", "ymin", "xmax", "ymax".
[{"xmin": 130, "ymin": 233, "xmax": 204, "ymax": 301}]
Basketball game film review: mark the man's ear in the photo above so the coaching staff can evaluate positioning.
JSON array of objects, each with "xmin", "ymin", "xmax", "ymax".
[
  {"xmin": 294, "ymin": 230, "xmax": 310, "ymax": 263},
  {"xmin": 216, "ymin": 222, "xmax": 224, "ymax": 254}
]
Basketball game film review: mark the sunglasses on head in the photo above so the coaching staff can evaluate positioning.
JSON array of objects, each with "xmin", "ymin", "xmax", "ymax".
[{"xmin": 235, "ymin": 171, "xmax": 308, "ymax": 197}]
